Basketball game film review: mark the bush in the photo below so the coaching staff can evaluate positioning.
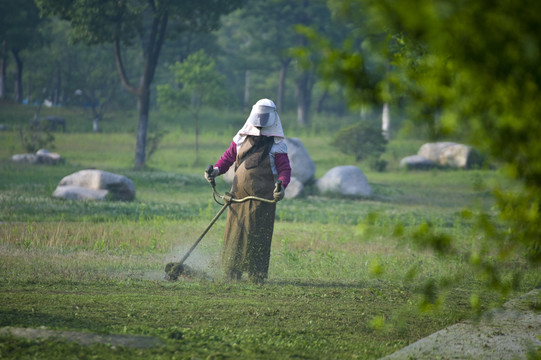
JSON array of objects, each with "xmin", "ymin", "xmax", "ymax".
[
  {"xmin": 18, "ymin": 122, "xmax": 55, "ymax": 153},
  {"xmin": 331, "ymin": 122, "xmax": 387, "ymax": 168}
]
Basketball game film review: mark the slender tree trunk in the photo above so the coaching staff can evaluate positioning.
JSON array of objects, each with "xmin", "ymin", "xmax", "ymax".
[
  {"xmin": 0, "ymin": 41, "xmax": 6, "ymax": 100},
  {"xmin": 54, "ymin": 68, "xmax": 62, "ymax": 105},
  {"xmin": 244, "ymin": 69, "xmax": 250, "ymax": 110},
  {"xmin": 194, "ymin": 113, "xmax": 199, "ymax": 165},
  {"xmin": 12, "ymin": 50, "xmax": 23, "ymax": 103},
  {"xmin": 113, "ymin": 8, "xmax": 168, "ymax": 170},
  {"xmin": 382, "ymin": 102, "xmax": 390, "ymax": 140},
  {"xmin": 135, "ymin": 88, "xmax": 150, "ymax": 169},
  {"xmin": 277, "ymin": 59, "xmax": 290, "ymax": 112},
  {"xmin": 26, "ymin": 74, "xmax": 31, "ymax": 104},
  {"xmin": 316, "ymin": 90, "xmax": 328, "ymax": 114},
  {"xmin": 296, "ymin": 71, "xmax": 311, "ymax": 127}
]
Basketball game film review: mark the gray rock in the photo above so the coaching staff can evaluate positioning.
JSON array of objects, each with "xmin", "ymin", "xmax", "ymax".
[
  {"xmin": 36, "ymin": 149, "xmax": 63, "ymax": 165},
  {"xmin": 316, "ymin": 165, "xmax": 372, "ymax": 197},
  {"xmin": 11, "ymin": 154, "xmax": 39, "ymax": 164},
  {"xmin": 54, "ymin": 169, "xmax": 135, "ymax": 201},
  {"xmin": 284, "ymin": 177, "xmax": 304, "ymax": 199},
  {"xmin": 11, "ymin": 149, "xmax": 63, "ymax": 165},
  {"xmin": 284, "ymin": 137, "xmax": 315, "ymax": 184},
  {"xmin": 399, "ymin": 155, "xmax": 437, "ymax": 170}
]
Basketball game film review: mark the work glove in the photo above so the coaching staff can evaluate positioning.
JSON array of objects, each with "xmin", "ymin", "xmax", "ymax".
[
  {"xmin": 273, "ymin": 182, "xmax": 285, "ymax": 202},
  {"xmin": 204, "ymin": 166, "xmax": 219, "ymax": 183}
]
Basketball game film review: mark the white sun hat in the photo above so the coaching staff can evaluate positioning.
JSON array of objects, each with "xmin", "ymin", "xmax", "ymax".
[
  {"xmin": 233, "ymin": 98, "xmax": 285, "ymax": 145},
  {"xmin": 247, "ymin": 98, "xmax": 277, "ymax": 127}
]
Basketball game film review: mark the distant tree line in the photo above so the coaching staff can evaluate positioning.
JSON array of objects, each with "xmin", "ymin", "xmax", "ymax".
[{"xmin": 1, "ymin": 0, "xmax": 382, "ymax": 168}]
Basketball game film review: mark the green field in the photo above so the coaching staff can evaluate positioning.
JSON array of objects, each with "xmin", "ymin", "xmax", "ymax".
[{"xmin": 0, "ymin": 104, "xmax": 538, "ymax": 359}]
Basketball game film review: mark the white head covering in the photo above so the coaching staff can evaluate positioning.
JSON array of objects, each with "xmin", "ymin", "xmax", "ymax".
[{"xmin": 233, "ymin": 98, "xmax": 285, "ymax": 146}]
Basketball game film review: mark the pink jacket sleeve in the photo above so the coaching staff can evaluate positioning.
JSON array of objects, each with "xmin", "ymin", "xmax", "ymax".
[
  {"xmin": 215, "ymin": 142, "xmax": 237, "ymax": 175},
  {"xmin": 275, "ymin": 153, "xmax": 291, "ymax": 189}
]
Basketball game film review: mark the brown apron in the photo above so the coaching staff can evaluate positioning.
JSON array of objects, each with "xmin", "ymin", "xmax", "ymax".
[{"xmin": 222, "ymin": 135, "xmax": 276, "ymax": 280}]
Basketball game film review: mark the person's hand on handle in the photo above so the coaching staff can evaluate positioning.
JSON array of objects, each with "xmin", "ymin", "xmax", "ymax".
[
  {"xmin": 205, "ymin": 165, "xmax": 219, "ymax": 185},
  {"xmin": 273, "ymin": 180, "xmax": 284, "ymax": 202}
]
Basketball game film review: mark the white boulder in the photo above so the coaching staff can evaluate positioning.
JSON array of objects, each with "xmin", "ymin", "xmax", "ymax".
[
  {"xmin": 53, "ymin": 169, "xmax": 135, "ymax": 201},
  {"xmin": 416, "ymin": 142, "xmax": 484, "ymax": 169},
  {"xmin": 439, "ymin": 143, "xmax": 484, "ymax": 169},
  {"xmin": 52, "ymin": 186, "xmax": 109, "ymax": 201},
  {"xmin": 317, "ymin": 165, "xmax": 372, "ymax": 198},
  {"xmin": 418, "ymin": 142, "xmax": 457, "ymax": 162}
]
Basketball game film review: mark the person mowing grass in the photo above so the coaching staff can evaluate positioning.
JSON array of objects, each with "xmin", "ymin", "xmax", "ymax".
[{"xmin": 205, "ymin": 98, "xmax": 291, "ymax": 284}]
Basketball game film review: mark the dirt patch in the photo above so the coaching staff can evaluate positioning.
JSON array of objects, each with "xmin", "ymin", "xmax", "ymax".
[
  {"xmin": 0, "ymin": 326, "xmax": 163, "ymax": 349},
  {"xmin": 381, "ymin": 289, "xmax": 541, "ymax": 359}
]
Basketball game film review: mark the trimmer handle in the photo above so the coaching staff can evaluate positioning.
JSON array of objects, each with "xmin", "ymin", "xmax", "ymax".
[
  {"xmin": 206, "ymin": 164, "xmax": 216, "ymax": 187},
  {"xmin": 274, "ymin": 180, "xmax": 282, "ymax": 193}
]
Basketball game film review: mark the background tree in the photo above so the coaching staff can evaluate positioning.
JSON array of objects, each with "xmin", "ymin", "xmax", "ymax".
[
  {"xmin": 36, "ymin": 0, "xmax": 243, "ymax": 169},
  {"xmin": 331, "ymin": 122, "xmax": 387, "ymax": 171},
  {"xmin": 0, "ymin": 0, "xmax": 44, "ymax": 102},
  {"xmin": 313, "ymin": 0, "xmax": 541, "ymax": 296},
  {"xmin": 157, "ymin": 50, "xmax": 227, "ymax": 165},
  {"xmin": 218, "ymin": 0, "xmax": 335, "ymax": 126}
]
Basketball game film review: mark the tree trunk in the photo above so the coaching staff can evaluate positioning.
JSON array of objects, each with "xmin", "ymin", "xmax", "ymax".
[
  {"xmin": 0, "ymin": 41, "xmax": 6, "ymax": 100},
  {"xmin": 135, "ymin": 89, "xmax": 150, "ymax": 169},
  {"xmin": 296, "ymin": 71, "xmax": 311, "ymax": 127},
  {"xmin": 244, "ymin": 69, "xmax": 250, "ymax": 110},
  {"xmin": 54, "ymin": 68, "xmax": 62, "ymax": 105},
  {"xmin": 113, "ymin": 8, "xmax": 168, "ymax": 170},
  {"xmin": 382, "ymin": 102, "xmax": 390, "ymax": 140},
  {"xmin": 277, "ymin": 59, "xmax": 290, "ymax": 112},
  {"xmin": 316, "ymin": 90, "xmax": 328, "ymax": 114},
  {"xmin": 194, "ymin": 113, "xmax": 199, "ymax": 165},
  {"xmin": 12, "ymin": 50, "xmax": 23, "ymax": 103}
]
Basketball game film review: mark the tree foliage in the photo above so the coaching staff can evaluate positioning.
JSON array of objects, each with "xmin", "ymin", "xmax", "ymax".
[
  {"xmin": 36, "ymin": 0, "xmax": 243, "ymax": 169},
  {"xmin": 157, "ymin": 50, "xmax": 226, "ymax": 164},
  {"xmin": 316, "ymin": 0, "xmax": 541, "ymax": 301},
  {"xmin": 0, "ymin": 0, "xmax": 44, "ymax": 102},
  {"xmin": 331, "ymin": 122, "xmax": 387, "ymax": 170}
]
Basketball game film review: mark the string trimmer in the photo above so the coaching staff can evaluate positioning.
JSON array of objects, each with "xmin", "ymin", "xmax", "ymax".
[{"xmin": 164, "ymin": 165, "xmax": 282, "ymax": 280}]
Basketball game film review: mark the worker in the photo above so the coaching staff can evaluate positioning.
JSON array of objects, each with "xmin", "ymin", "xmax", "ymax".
[{"xmin": 205, "ymin": 98, "xmax": 291, "ymax": 284}]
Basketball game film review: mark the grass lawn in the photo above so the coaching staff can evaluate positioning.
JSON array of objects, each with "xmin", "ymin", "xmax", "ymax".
[{"xmin": 0, "ymin": 104, "xmax": 538, "ymax": 359}]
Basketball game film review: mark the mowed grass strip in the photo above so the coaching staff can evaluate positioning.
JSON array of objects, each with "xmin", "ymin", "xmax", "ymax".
[{"xmin": 0, "ymin": 279, "xmax": 478, "ymax": 359}]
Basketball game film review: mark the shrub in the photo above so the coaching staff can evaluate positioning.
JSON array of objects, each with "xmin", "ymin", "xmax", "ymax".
[
  {"xmin": 18, "ymin": 122, "xmax": 55, "ymax": 153},
  {"xmin": 331, "ymin": 122, "xmax": 387, "ymax": 169}
]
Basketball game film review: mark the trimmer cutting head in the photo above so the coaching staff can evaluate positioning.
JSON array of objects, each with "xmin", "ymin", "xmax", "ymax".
[{"xmin": 164, "ymin": 262, "xmax": 185, "ymax": 281}]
